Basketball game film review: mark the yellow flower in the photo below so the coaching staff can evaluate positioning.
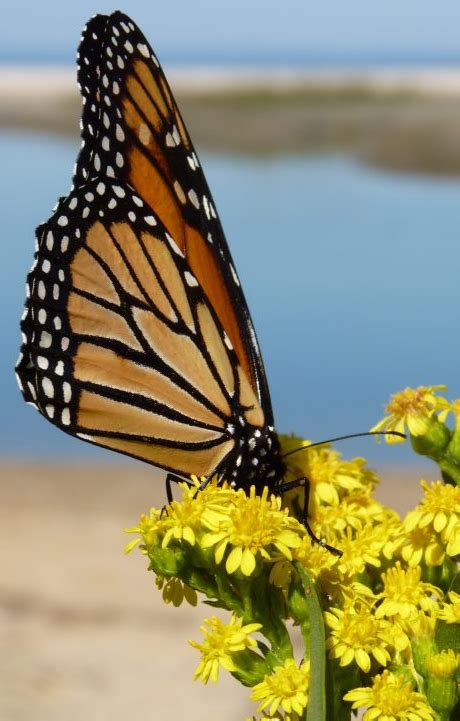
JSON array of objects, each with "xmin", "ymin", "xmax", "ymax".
[
  {"xmin": 251, "ymin": 658, "xmax": 309, "ymax": 717},
  {"xmin": 371, "ymin": 385, "xmax": 447, "ymax": 443},
  {"xmin": 190, "ymin": 615, "xmax": 262, "ymax": 684},
  {"xmin": 201, "ymin": 486, "xmax": 303, "ymax": 576},
  {"xmin": 405, "ymin": 480, "xmax": 460, "ymax": 557},
  {"xmin": 398, "ymin": 510, "xmax": 445, "ymax": 566},
  {"xmin": 282, "ymin": 437, "xmax": 377, "ymax": 509},
  {"xmin": 292, "ymin": 535, "xmax": 339, "ymax": 580},
  {"xmin": 325, "ymin": 603, "xmax": 396, "ymax": 672},
  {"xmin": 438, "ymin": 591, "xmax": 460, "ymax": 624},
  {"xmin": 344, "ymin": 669, "xmax": 435, "ymax": 720},
  {"xmin": 335, "ymin": 523, "xmax": 385, "ymax": 576},
  {"xmin": 158, "ymin": 576, "xmax": 197, "ymax": 607},
  {"xmin": 375, "ymin": 562, "xmax": 442, "ymax": 624},
  {"xmin": 426, "ymin": 648, "xmax": 459, "ymax": 678}
]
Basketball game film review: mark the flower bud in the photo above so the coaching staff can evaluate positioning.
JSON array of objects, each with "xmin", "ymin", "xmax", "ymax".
[{"xmin": 425, "ymin": 649, "xmax": 459, "ymax": 713}]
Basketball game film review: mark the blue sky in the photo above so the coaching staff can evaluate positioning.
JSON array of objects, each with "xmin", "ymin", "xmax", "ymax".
[{"xmin": 3, "ymin": 1, "xmax": 460, "ymax": 64}]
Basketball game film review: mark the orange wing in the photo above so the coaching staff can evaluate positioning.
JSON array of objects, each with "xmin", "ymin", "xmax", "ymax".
[
  {"xmin": 16, "ymin": 179, "xmax": 269, "ymax": 477},
  {"xmin": 74, "ymin": 11, "xmax": 273, "ymax": 422}
]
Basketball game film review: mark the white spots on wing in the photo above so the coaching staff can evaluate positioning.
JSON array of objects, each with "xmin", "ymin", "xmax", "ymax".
[
  {"xmin": 61, "ymin": 337, "xmax": 70, "ymax": 351},
  {"xmin": 55, "ymin": 361, "xmax": 64, "ymax": 376},
  {"xmin": 117, "ymin": 55, "xmax": 125, "ymax": 69},
  {"xmin": 113, "ymin": 185, "xmax": 125, "ymax": 198},
  {"xmin": 132, "ymin": 195, "xmax": 143, "ymax": 207},
  {"xmin": 58, "ymin": 269, "xmax": 65, "ymax": 282},
  {"xmin": 112, "ymin": 81, "xmax": 120, "ymax": 95},
  {"xmin": 69, "ymin": 197, "xmax": 78, "ymax": 210},
  {"xmin": 166, "ymin": 233, "xmax": 184, "ymax": 257},
  {"xmin": 96, "ymin": 182, "xmax": 106, "ymax": 195},
  {"xmin": 209, "ymin": 202, "xmax": 217, "ymax": 219},
  {"xmin": 187, "ymin": 155, "xmax": 197, "ymax": 170},
  {"xmin": 120, "ymin": 21, "xmax": 130, "ymax": 33},
  {"xmin": 37, "ymin": 355, "xmax": 49, "ymax": 370},
  {"xmin": 230, "ymin": 264, "xmax": 240, "ymax": 286},
  {"xmin": 223, "ymin": 332, "xmax": 233, "ymax": 350},
  {"xmin": 42, "ymin": 377, "xmax": 54, "ymax": 398},
  {"xmin": 115, "ymin": 124, "xmax": 125, "ymax": 142},
  {"xmin": 207, "ymin": 232, "xmax": 213, "ymax": 244},
  {"xmin": 27, "ymin": 382, "xmax": 37, "ymax": 400},
  {"xmin": 188, "ymin": 189, "xmax": 200, "ymax": 209},
  {"xmin": 103, "ymin": 112, "xmax": 110, "ymax": 129},
  {"xmin": 42, "ymin": 259, "xmax": 51, "ymax": 273},
  {"xmin": 124, "ymin": 40, "xmax": 134, "ymax": 53},
  {"xmin": 104, "ymin": 95, "xmax": 111, "ymax": 107},
  {"xmin": 63, "ymin": 382, "xmax": 72, "ymax": 403},
  {"xmin": 53, "ymin": 284, "xmax": 59, "ymax": 300},
  {"xmin": 94, "ymin": 154, "xmax": 101, "ymax": 171},
  {"xmin": 75, "ymin": 229, "xmax": 81, "ymax": 239},
  {"xmin": 39, "ymin": 330, "xmax": 53, "ymax": 348},
  {"xmin": 45, "ymin": 405, "xmax": 55, "ymax": 419},
  {"xmin": 102, "ymin": 74, "xmax": 109, "ymax": 89},
  {"xmin": 184, "ymin": 271, "xmax": 198, "ymax": 287},
  {"xmin": 38, "ymin": 280, "xmax": 46, "ymax": 299},
  {"xmin": 144, "ymin": 215, "xmax": 156, "ymax": 226},
  {"xmin": 57, "ymin": 215, "xmax": 68, "ymax": 227},
  {"xmin": 102, "ymin": 136, "xmax": 110, "ymax": 151},
  {"xmin": 139, "ymin": 123, "xmax": 151, "ymax": 145},
  {"xmin": 106, "ymin": 166, "xmax": 115, "ymax": 178},
  {"xmin": 173, "ymin": 181, "xmax": 186, "ymax": 204},
  {"xmin": 116, "ymin": 152, "xmax": 124, "ymax": 167},
  {"xmin": 113, "ymin": 26, "xmax": 120, "ymax": 37},
  {"xmin": 85, "ymin": 191, "xmax": 94, "ymax": 201},
  {"xmin": 82, "ymin": 207, "xmax": 90, "ymax": 219},
  {"xmin": 108, "ymin": 198, "xmax": 117, "ymax": 210},
  {"xmin": 128, "ymin": 211, "xmax": 136, "ymax": 222},
  {"xmin": 165, "ymin": 132, "xmax": 174, "ymax": 147},
  {"xmin": 62, "ymin": 408, "xmax": 71, "ymax": 426},
  {"xmin": 203, "ymin": 195, "xmax": 210, "ymax": 219},
  {"xmin": 138, "ymin": 43, "xmax": 150, "ymax": 58},
  {"xmin": 54, "ymin": 316, "xmax": 62, "ymax": 330},
  {"xmin": 38, "ymin": 308, "xmax": 47, "ymax": 324},
  {"xmin": 172, "ymin": 125, "xmax": 181, "ymax": 145},
  {"xmin": 192, "ymin": 152, "xmax": 199, "ymax": 167},
  {"xmin": 106, "ymin": 46, "xmax": 113, "ymax": 58}
]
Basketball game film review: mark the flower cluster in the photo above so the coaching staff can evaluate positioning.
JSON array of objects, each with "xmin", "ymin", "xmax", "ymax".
[{"xmin": 127, "ymin": 384, "xmax": 460, "ymax": 721}]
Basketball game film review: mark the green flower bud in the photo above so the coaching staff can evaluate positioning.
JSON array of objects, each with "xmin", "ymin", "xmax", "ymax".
[
  {"xmin": 410, "ymin": 416, "xmax": 451, "ymax": 461},
  {"xmin": 411, "ymin": 633, "xmax": 438, "ymax": 677},
  {"xmin": 425, "ymin": 649, "xmax": 459, "ymax": 713}
]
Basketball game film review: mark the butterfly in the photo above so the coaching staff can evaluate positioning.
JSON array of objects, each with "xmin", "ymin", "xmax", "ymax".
[{"xmin": 16, "ymin": 11, "xmax": 297, "ymax": 510}]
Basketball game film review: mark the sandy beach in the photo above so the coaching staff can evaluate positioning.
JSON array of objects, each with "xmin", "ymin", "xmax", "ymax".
[
  {"xmin": 0, "ymin": 459, "xmax": 437, "ymax": 721},
  {"xmin": 3, "ymin": 65, "xmax": 460, "ymax": 173}
]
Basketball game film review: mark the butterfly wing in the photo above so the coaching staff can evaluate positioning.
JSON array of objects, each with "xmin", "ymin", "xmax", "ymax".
[
  {"xmin": 16, "ymin": 178, "xmax": 270, "ymax": 475},
  {"xmin": 16, "ymin": 11, "xmax": 276, "ymax": 477},
  {"xmin": 74, "ymin": 11, "xmax": 273, "ymax": 423}
]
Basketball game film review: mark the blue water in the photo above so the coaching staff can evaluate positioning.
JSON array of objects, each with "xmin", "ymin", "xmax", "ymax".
[{"xmin": 2, "ymin": 131, "xmax": 460, "ymax": 466}]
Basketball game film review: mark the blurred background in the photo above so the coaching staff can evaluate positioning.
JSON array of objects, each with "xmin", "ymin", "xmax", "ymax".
[{"xmin": 2, "ymin": 1, "xmax": 460, "ymax": 719}]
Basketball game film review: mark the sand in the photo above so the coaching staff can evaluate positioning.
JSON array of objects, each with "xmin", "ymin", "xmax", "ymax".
[
  {"xmin": 4, "ymin": 66, "xmax": 460, "ymax": 173},
  {"xmin": 0, "ymin": 459, "xmax": 436, "ymax": 721}
]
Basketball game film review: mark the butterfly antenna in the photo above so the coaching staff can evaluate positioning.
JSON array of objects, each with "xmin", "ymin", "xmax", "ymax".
[{"xmin": 281, "ymin": 431, "xmax": 405, "ymax": 459}]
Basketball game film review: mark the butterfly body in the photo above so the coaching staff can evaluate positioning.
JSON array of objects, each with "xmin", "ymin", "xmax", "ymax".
[{"xmin": 16, "ymin": 11, "xmax": 292, "ymax": 497}]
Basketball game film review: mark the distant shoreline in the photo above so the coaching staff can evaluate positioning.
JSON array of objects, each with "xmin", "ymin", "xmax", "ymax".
[{"xmin": 3, "ymin": 65, "xmax": 460, "ymax": 175}]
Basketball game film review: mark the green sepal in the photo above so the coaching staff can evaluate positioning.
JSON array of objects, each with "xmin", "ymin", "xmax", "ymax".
[
  {"xmin": 410, "ymin": 417, "xmax": 451, "ymax": 461},
  {"xmin": 435, "ymin": 619, "xmax": 460, "ymax": 655},
  {"xmin": 229, "ymin": 649, "xmax": 271, "ymax": 687},
  {"xmin": 147, "ymin": 545, "xmax": 187, "ymax": 576}
]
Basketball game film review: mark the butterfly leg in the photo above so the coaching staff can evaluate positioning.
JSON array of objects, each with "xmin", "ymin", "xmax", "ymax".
[
  {"xmin": 161, "ymin": 473, "xmax": 194, "ymax": 517},
  {"xmin": 279, "ymin": 477, "xmax": 342, "ymax": 557}
]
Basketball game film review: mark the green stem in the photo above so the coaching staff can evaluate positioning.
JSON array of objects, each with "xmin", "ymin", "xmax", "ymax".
[{"xmin": 293, "ymin": 563, "xmax": 327, "ymax": 721}]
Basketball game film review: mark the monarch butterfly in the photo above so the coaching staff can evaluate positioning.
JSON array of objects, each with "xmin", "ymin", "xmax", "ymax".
[{"xmin": 15, "ymin": 11, "xmax": 328, "ymax": 543}]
